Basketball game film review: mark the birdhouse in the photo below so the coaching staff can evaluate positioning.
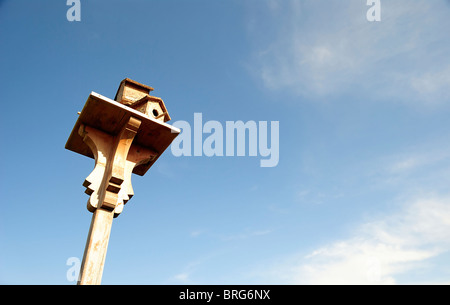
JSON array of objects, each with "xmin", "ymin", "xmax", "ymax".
[{"xmin": 114, "ymin": 78, "xmax": 171, "ymax": 122}]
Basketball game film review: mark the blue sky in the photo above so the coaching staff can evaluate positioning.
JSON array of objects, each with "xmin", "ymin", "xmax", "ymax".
[{"xmin": 1, "ymin": 0, "xmax": 450, "ymax": 285}]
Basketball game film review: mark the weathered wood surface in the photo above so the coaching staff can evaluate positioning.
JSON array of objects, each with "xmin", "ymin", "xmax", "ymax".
[
  {"xmin": 115, "ymin": 78, "xmax": 171, "ymax": 122},
  {"xmin": 114, "ymin": 78, "xmax": 154, "ymax": 103},
  {"xmin": 79, "ymin": 117, "xmax": 156, "ymax": 217},
  {"xmin": 65, "ymin": 92, "xmax": 180, "ymax": 176},
  {"xmin": 77, "ymin": 207, "xmax": 114, "ymax": 285}
]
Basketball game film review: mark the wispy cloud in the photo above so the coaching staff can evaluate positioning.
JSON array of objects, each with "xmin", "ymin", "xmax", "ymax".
[
  {"xmin": 249, "ymin": 141, "xmax": 450, "ymax": 284},
  {"xmin": 248, "ymin": 0, "xmax": 450, "ymax": 104},
  {"xmin": 304, "ymin": 197, "xmax": 450, "ymax": 284},
  {"xmin": 172, "ymin": 272, "xmax": 190, "ymax": 283},
  {"xmin": 370, "ymin": 145, "xmax": 450, "ymax": 191},
  {"xmin": 169, "ymin": 259, "xmax": 205, "ymax": 284},
  {"xmin": 254, "ymin": 195, "xmax": 450, "ymax": 284},
  {"xmin": 385, "ymin": 151, "xmax": 450, "ymax": 175}
]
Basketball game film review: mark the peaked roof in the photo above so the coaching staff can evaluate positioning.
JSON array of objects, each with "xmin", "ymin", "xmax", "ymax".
[
  {"xmin": 114, "ymin": 78, "xmax": 154, "ymax": 101},
  {"xmin": 132, "ymin": 94, "xmax": 171, "ymax": 122}
]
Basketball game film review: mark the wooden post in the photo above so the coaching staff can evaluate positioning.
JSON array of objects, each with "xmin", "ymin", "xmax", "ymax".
[
  {"xmin": 65, "ymin": 79, "xmax": 180, "ymax": 285},
  {"xmin": 78, "ymin": 208, "xmax": 114, "ymax": 285}
]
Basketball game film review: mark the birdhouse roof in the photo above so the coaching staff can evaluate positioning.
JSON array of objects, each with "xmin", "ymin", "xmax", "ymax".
[
  {"xmin": 114, "ymin": 78, "xmax": 154, "ymax": 101},
  {"xmin": 132, "ymin": 94, "xmax": 171, "ymax": 122}
]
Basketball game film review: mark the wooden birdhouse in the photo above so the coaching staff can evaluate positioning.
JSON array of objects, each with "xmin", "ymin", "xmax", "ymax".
[{"xmin": 114, "ymin": 78, "xmax": 171, "ymax": 122}]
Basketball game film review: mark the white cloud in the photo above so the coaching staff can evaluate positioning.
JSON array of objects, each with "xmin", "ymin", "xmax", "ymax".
[
  {"xmin": 286, "ymin": 146, "xmax": 450, "ymax": 284},
  {"xmin": 298, "ymin": 241, "xmax": 436, "ymax": 285},
  {"xmin": 260, "ymin": 195, "xmax": 450, "ymax": 284},
  {"xmin": 248, "ymin": 0, "xmax": 450, "ymax": 104}
]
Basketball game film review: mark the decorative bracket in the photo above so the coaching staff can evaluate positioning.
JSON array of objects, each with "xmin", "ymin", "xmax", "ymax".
[{"xmin": 79, "ymin": 117, "xmax": 157, "ymax": 217}]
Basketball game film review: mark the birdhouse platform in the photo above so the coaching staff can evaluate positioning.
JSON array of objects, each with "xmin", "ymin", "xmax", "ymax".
[{"xmin": 65, "ymin": 91, "xmax": 180, "ymax": 176}]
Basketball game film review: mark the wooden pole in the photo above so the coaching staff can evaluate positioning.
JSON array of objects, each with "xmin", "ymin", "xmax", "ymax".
[{"xmin": 78, "ymin": 208, "xmax": 114, "ymax": 285}]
